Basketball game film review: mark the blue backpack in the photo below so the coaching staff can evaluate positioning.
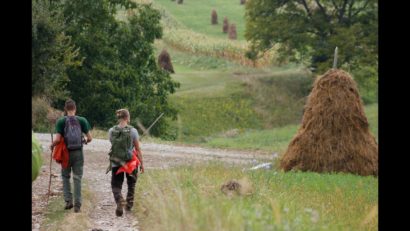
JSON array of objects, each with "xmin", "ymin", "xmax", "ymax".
[{"xmin": 64, "ymin": 116, "xmax": 83, "ymax": 150}]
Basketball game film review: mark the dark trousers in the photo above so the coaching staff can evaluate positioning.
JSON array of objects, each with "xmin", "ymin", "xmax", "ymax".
[
  {"xmin": 111, "ymin": 167, "xmax": 138, "ymax": 207},
  {"xmin": 61, "ymin": 149, "xmax": 83, "ymax": 207}
]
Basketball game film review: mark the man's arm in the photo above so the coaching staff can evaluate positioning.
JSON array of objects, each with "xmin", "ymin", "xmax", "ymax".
[
  {"xmin": 85, "ymin": 131, "xmax": 92, "ymax": 144},
  {"xmin": 50, "ymin": 133, "xmax": 62, "ymax": 151},
  {"xmin": 133, "ymin": 139, "xmax": 144, "ymax": 173},
  {"xmin": 80, "ymin": 117, "xmax": 92, "ymax": 144}
]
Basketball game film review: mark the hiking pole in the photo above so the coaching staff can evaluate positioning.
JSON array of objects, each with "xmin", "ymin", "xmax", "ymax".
[
  {"xmin": 46, "ymin": 128, "xmax": 53, "ymax": 205},
  {"xmin": 139, "ymin": 112, "xmax": 164, "ymax": 141},
  {"xmin": 136, "ymin": 112, "xmax": 164, "ymax": 174}
]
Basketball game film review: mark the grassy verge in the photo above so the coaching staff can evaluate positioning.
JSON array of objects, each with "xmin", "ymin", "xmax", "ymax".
[
  {"xmin": 41, "ymin": 181, "xmax": 95, "ymax": 231},
  {"xmin": 135, "ymin": 164, "xmax": 378, "ymax": 231},
  {"xmin": 205, "ymin": 124, "xmax": 299, "ymax": 153}
]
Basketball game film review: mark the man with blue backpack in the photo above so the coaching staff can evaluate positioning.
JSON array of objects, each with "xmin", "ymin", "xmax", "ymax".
[{"xmin": 50, "ymin": 99, "xmax": 92, "ymax": 213}]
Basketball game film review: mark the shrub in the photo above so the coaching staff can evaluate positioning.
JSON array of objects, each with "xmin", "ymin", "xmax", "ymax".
[{"xmin": 32, "ymin": 97, "xmax": 52, "ymax": 132}]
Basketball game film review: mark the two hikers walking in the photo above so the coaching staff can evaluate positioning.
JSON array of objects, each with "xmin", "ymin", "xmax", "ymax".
[{"xmin": 50, "ymin": 99, "xmax": 144, "ymax": 216}]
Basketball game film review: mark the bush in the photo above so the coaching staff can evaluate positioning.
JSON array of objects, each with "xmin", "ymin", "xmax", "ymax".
[
  {"xmin": 211, "ymin": 9, "xmax": 218, "ymax": 25},
  {"xmin": 222, "ymin": 17, "xmax": 229, "ymax": 33},
  {"xmin": 351, "ymin": 66, "xmax": 378, "ymax": 105},
  {"xmin": 228, "ymin": 23, "xmax": 237, "ymax": 40},
  {"xmin": 32, "ymin": 97, "xmax": 64, "ymax": 132},
  {"xmin": 32, "ymin": 97, "xmax": 52, "ymax": 132},
  {"xmin": 32, "ymin": 132, "xmax": 43, "ymax": 182}
]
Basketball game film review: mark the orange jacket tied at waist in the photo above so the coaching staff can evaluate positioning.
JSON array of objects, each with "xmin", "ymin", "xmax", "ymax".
[
  {"xmin": 52, "ymin": 137, "xmax": 69, "ymax": 169},
  {"xmin": 116, "ymin": 148, "xmax": 141, "ymax": 175}
]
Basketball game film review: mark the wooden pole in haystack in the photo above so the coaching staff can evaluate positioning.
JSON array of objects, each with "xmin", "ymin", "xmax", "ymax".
[{"xmin": 333, "ymin": 47, "xmax": 338, "ymax": 69}]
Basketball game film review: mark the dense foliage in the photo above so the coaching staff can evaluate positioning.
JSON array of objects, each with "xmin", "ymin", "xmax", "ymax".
[{"xmin": 32, "ymin": 0, "xmax": 179, "ymax": 136}]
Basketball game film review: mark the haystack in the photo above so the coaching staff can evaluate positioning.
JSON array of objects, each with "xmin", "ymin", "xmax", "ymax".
[
  {"xmin": 228, "ymin": 23, "xmax": 237, "ymax": 40},
  {"xmin": 158, "ymin": 49, "xmax": 175, "ymax": 73},
  {"xmin": 222, "ymin": 17, "xmax": 229, "ymax": 33},
  {"xmin": 280, "ymin": 69, "xmax": 378, "ymax": 176},
  {"xmin": 211, "ymin": 9, "xmax": 218, "ymax": 25}
]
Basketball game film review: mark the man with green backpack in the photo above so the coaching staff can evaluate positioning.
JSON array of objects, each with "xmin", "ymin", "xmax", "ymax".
[{"xmin": 108, "ymin": 108, "xmax": 144, "ymax": 217}]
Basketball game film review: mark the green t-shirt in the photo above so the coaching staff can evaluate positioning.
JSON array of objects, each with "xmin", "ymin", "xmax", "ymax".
[{"xmin": 55, "ymin": 116, "xmax": 91, "ymax": 135}]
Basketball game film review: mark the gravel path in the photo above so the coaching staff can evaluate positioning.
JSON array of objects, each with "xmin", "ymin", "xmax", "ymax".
[{"xmin": 32, "ymin": 133, "xmax": 273, "ymax": 230}]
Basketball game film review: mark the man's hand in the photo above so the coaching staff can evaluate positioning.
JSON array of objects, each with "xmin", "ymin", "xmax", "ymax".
[
  {"xmin": 49, "ymin": 143, "xmax": 54, "ymax": 152},
  {"xmin": 140, "ymin": 164, "xmax": 144, "ymax": 174}
]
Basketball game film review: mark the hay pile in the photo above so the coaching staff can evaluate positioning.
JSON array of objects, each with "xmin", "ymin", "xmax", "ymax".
[
  {"xmin": 222, "ymin": 17, "xmax": 229, "ymax": 33},
  {"xmin": 158, "ymin": 49, "xmax": 175, "ymax": 73},
  {"xmin": 280, "ymin": 69, "xmax": 378, "ymax": 176},
  {"xmin": 211, "ymin": 9, "xmax": 218, "ymax": 25},
  {"xmin": 228, "ymin": 23, "xmax": 237, "ymax": 40}
]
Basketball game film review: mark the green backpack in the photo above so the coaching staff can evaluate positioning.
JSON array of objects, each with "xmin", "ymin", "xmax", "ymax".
[{"xmin": 108, "ymin": 125, "xmax": 133, "ymax": 166}]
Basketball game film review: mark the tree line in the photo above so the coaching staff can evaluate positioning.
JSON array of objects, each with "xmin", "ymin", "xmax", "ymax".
[{"xmin": 32, "ymin": 0, "xmax": 180, "ymax": 137}]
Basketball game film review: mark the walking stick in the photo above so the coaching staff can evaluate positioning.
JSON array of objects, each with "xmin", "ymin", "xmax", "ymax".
[
  {"xmin": 46, "ymin": 127, "xmax": 54, "ymax": 205},
  {"xmin": 138, "ymin": 112, "xmax": 165, "ymax": 141},
  {"xmin": 135, "ymin": 113, "xmax": 164, "ymax": 174}
]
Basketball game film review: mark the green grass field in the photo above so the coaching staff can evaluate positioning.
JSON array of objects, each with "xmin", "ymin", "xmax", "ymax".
[
  {"xmin": 135, "ymin": 164, "xmax": 378, "ymax": 231},
  {"xmin": 203, "ymin": 103, "xmax": 378, "ymax": 152},
  {"xmin": 153, "ymin": 0, "xmax": 247, "ymax": 40}
]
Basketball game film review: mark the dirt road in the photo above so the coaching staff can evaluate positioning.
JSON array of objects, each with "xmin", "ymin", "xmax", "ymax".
[{"xmin": 32, "ymin": 133, "xmax": 273, "ymax": 231}]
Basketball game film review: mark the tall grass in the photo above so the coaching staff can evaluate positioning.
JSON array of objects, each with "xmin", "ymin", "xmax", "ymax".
[{"xmin": 135, "ymin": 164, "xmax": 378, "ymax": 231}]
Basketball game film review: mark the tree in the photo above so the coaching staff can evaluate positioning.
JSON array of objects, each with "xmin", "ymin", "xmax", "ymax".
[
  {"xmin": 58, "ymin": 0, "xmax": 179, "ymax": 136},
  {"xmin": 32, "ymin": 0, "xmax": 82, "ymax": 101},
  {"xmin": 245, "ymin": 0, "xmax": 378, "ymax": 80}
]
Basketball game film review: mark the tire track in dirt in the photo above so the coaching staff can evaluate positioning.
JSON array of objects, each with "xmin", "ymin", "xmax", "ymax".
[{"xmin": 33, "ymin": 133, "xmax": 273, "ymax": 230}]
